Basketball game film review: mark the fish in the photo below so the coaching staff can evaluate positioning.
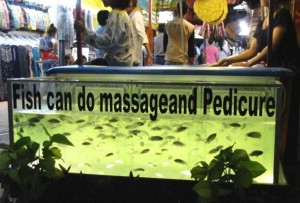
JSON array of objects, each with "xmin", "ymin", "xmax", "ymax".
[
  {"xmin": 176, "ymin": 126, "xmax": 187, "ymax": 133},
  {"xmin": 161, "ymin": 148, "xmax": 168, "ymax": 152},
  {"xmin": 28, "ymin": 117, "xmax": 40, "ymax": 123},
  {"xmin": 151, "ymin": 126, "xmax": 161, "ymax": 131},
  {"xmin": 250, "ymin": 150, "xmax": 263, "ymax": 157},
  {"xmin": 76, "ymin": 119, "xmax": 86, "ymax": 123},
  {"xmin": 130, "ymin": 130, "xmax": 141, "ymax": 135},
  {"xmin": 165, "ymin": 136, "xmax": 176, "ymax": 140},
  {"xmin": 174, "ymin": 159, "xmax": 186, "ymax": 164},
  {"xmin": 82, "ymin": 142, "xmax": 91, "ymax": 145},
  {"xmin": 125, "ymin": 124, "xmax": 138, "ymax": 129},
  {"xmin": 134, "ymin": 168, "xmax": 145, "ymax": 172},
  {"xmin": 173, "ymin": 141, "xmax": 185, "ymax": 147},
  {"xmin": 246, "ymin": 132, "xmax": 262, "ymax": 139},
  {"xmin": 229, "ymin": 123, "xmax": 241, "ymax": 127},
  {"xmin": 206, "ymin": 133, "xmax": 217, "ymax": 143},
  {"xmin": 63, "ymin": 132, "xmax": 71, "ymax": 136},
  {"xmin": 141, "ymin": 149, "xmax": 150, "ymax": 154},
  {"xmin": 102, "ymin": 135, "xmax": 116, "ymax": 140},
  {"xmin": 209, "ymin": 145, "xmax": 223, "ymax": 154},
  {"xmin": 28, "ymin": 122, "xmax": 36, "ymax": 127},
  {"xmin": 86, "ymin": 138, "xmax": 94, "ymax": 142},
  {"xmin": 48, "ymin": 118, "xmax": 60, "ymax": 124},
  {"xmin": 134, "ymin": 121, "xmax": 145, "ymax": 126},
  {"xmin": 105, "ymin": 153, "xmax": 114, "ymax": 157},
  {"xmin": 20, "ymin": 127, "xmax": 24, "ymax": 133},
  {"xmin": 109, "ymin": 117, "xmax": 118, "ymax": 123},
  {"xmin": 14, "ymin": 116, "xmax": 20, "ymax": 122},
  {"xmin": 59, "ymin": 115, "xmax": 67, "ymax": 120},
  {"xmin": 149, "ymin": 136, "xmax": 163, "ymax": 141},
  {"xmin": 94, "ymin": 126, "xmax": 103, "ymax": 130}
]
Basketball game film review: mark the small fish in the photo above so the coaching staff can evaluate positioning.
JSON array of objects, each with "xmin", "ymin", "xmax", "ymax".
[
  {"xmin": 229, "ymin": 123, "xmax": 241, "ymax": 127},
  {"xmin": 247, "ymin": 132, "xmax": 262, "ymax": 139},
  {"xmin": 102, "ymin": 135, "xmax": 116, "ymax": 140},
  {"xmin": 76, "ymin": 119, "xmax": 86, "ymax": 123},
  {"xmin": 125, "ymin": 124, "xmax": 138, "ymax": 129},
  {"xmin": 59, "ymin": 115, "xmax": 67, "ymax": 120},
  {"xmin": 48, "ymin": 118, "xmax": 60, "ymax": 124},
  {"xmin": 151, "ymin": 126, "xmax": 161, "ymax": 131},
  {"xmin": 105, "ymin": 153, "xmax": 114, "ymax": 157},
  {"xmin": 174, "ymin": 159, "xmax": 186, "ymax": 164},
  {"xmin": 20, "ymin": 127, "xmax": 24, "ymax": 133},
  {"xmin": 250, "ymin": 150, "xmax": 263, "ymax": 157},
  {"xmin": 161, "ymin": 148, "xmax": 168, "ymax": 152},
  {"xmin": 166, "ymin": 136, "xmax": 175, "ymax": 140},
  {"xmin": 28, "ymin": 117, "xmax": 40, "ymax": 123},
  {"xmin": 63, "ymin": 132, "xmax": 71, "ymax": 136},
  {"xmin": 133, "ymin": 168, "xmax": 145, "ymax": 172},
  {"xmin": 130, "ymin": 130, "xmax": 141, "ymax": 135},
  {"xmin": 173, "ymin": 141, "xmax": 185, "ymax": 147},
  {"xmin": 149, "ymin": 136, "xmax": 163, "ymax": 141},
  {"xmin": 109, "ymin": 117, "xmax": 118, "ymax": 123},
  {"xmin": 209, "ymin": 145, "xmax": 223, "ymax": 154},
  {"xmin": 82, "ymin": 142, "xmax": 91, "ymax": 145},
  {"xmin": 14, "ymin": 116, "xmax": 20, "ymax": 122},
  {"xmin": 28, "ymin": 122, "xmax": 36, "ymax": 127},
  {"xmin": 86, "ymin": 138, "xmax": 94, "ymax": 142},
  {"xmin": 104, "ymin": 123, "xmax": 114, "ymax": 128},
  {"xmin": 134, "ymin": 121, "xmax": 145, "ymax": 126},
  {"xmin": 141, "ymin": 149, "xmax": 150, "ymax": 154},
  {"xmin": 94, "ymin": 126, "xmax": 103, "ymax": 130},
  {"xmin": 206, "ymin": 133, "xmax": 217, "ymax": 143},
  {"xmin": 176, "ymin": 126, "xmax": 187, "ymax": 133}
]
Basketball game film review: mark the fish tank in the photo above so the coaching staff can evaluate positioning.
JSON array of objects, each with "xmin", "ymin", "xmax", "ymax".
[{"xmin": 7, "ymin": 66, "xmax": 293, "ymax": 185}]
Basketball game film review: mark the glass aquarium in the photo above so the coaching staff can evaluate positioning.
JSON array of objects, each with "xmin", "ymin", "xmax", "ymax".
[{"xmin": 7, "ymin": 66, "xmax": 292, "ymax": 184}]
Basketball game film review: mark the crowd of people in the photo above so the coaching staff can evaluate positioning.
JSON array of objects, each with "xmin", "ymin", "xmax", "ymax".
[{"xmin": 38, "ymin": 0, "xmax": 299, "ymax": 70}]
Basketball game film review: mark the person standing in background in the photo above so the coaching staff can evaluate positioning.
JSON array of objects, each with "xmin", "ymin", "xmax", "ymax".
[
  {"xmin": 164, "ymin": 1, "xmax": 195, "ymax": 65},
  {"xmin": 74, "ymin": 0, "xmax": 133, "ymax": 66},
  {"xmin": 95, "ymin": 10, "xmax": 110, "ymax": 59},
  {"xmin": 217, "ymin": 37, "xmax": 231, "ymax": 61},
  {"xmin": 127, "ymin": 0, "xmax": 153, "ymax": 66},
  {"xmin": 38, "ymin": 23, "xmax": 59, "ymax": 72},
  {"xmin": 153, "ymin": 23, "xmax": 166, "ymax": 65},
  {"xmin": 204, "ymin": 38, "xmax": 219, "ymax": 64}
]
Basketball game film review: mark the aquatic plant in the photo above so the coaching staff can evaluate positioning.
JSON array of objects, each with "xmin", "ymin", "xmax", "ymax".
[
  {"xmin": 0, "ymin": 124, "xmax": 73, "ymax": 203},
  {"xmin": 190, "ymin": 144, "xmax": 266, "ymax": 202}
]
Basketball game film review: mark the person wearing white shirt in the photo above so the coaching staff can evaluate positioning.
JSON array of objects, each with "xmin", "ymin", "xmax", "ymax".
[
  {"xmin": 74, "ymin": 0, "xmax": 133, "ymax": 66},
  {"xmin": 127, "ymin": 0, "xmax": 153, "ymax": 66},
  {"xmin": 95, "ymin": 10, "xmax": 109, "ymax": 59}
]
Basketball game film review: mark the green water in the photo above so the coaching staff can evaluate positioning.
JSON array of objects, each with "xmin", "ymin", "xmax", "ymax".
[{"xmin": 13, "ymin": 111, "xmax": 275, "ymax": 183}]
